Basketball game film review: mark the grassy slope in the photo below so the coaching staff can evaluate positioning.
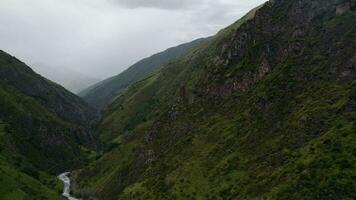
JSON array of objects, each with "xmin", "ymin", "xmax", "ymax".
[
  {"xmin": 0, "ymin": 81, "xmax": 85, "ymax": 171},
  {"xmin": 74, "ymin": 1, "xmax": 356, "ymax": 199},
  {"xmin": 79, "ymin": 38, "xmax": 208, "ymax": 110},
  {"xmin": 0, "ymin": 160, "xmax": 64, "ymax": 200},
  {"xmin": 93, "ymin": 5, "xmax": 261, "ymax": 143},
  {"xmin": 0, "ymin": 88, "xmax": 67, "ymax": 198},
  {"xmin": 0, "ymin": 73, "xmax": 100, "ymax": 199},
  {"xmin": 0, "ymin": 120, "xmax": 64, "ymax": 200},
  {"xmin": 72, "ymin": 5, "xmax": 261, "ymax": 198},
  {"xmin": 0, "ymin": 50, "xmax": 100, "ymax": 173},
  {"xmin": 0, "ymin": 51, "xmax": 99, "ymax": 197},
  {"xmin": 0, "ymin": 50, "xmax": 98, "ymax": 128}
]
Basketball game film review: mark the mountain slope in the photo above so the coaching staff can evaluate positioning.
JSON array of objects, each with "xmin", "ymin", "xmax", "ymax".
[
  {"xmin": 79, "ymin": 38, "xmax": 208, "ymax": 110},
  {"xmin": 0, "ymin": 119, "xmax": 64, "ymax": 200},
  {"xmin": 0, "ymin": 152, "xmax": 63, "ymax": 200},
  {"xmin": 73, "ymin": 0, "xmax": 356, "ymax": 199},
  {"xmin": 0, "ymin": 50, "xmax": 100, "ymax": 198},
  {"xmin": 0, "ymin": 50, "xmax": 98, "ymax": 128}
]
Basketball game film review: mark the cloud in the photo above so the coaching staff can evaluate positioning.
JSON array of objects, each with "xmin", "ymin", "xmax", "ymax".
[
  {"xmin": 0, "ymin": 0, "xmax": 266, "ymax": 80},
  {"xmin": 108, "ymin": 0, "xmax": 201, "ymax": 10}
]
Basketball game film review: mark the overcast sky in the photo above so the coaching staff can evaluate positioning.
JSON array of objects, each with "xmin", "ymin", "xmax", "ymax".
[{"xmin": 0, "ymin": 0, "xmax": 266, "ymax": 79}]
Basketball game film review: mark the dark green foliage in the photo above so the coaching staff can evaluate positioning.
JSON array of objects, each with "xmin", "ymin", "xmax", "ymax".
[
  {"xmin": 0, "ymin": 120, "xmax": 64, "ymax": 199},
  {"xmin": 74, "ymin": 0, "xmax": 356, "ymax": 199},
  {"xmin": 0, "ymin": 52, "xmax": 99, "ymax": 173},
  {"xmin": 79, "ymin": 38, "xmax": 208, "ymax": 110},
  {"xmin": 0, "ymin": 50, "xmax": 100, "ymax": 198},
  {"xmin": 0, "ymin": 50, "xmax": 98, "ymax": 127}
]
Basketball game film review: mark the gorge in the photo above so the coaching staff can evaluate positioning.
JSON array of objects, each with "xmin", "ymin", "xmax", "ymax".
[{"xmin": 0, "ymin": 0, "xmax": 355, "ymax": 199}]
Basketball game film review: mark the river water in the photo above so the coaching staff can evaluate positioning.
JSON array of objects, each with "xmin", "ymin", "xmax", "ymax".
[{"xmin": 58, "ymin": 172, "xmax": 81, "ymax": 200}]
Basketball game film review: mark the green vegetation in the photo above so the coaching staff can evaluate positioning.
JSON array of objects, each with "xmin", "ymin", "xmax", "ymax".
[
  {"xmin": 0, "ymin": 158, "xmax": 64, "ymax": 200},
  {"xmin": 73, "ymin": 1, "xmax": 356, "ymax": 200},
  {"xmin": 0, "ymin": 75, "xmax": 87, "ymax": 173},
  {"xmin": 79, "ymin": 38, "xmax": 208, "ymax": 110},
  {"xmin": 0, "ymin": 118, "xmax": 64, "ymax": 199},
  {"xmin": 0, "ymin": 0, "xmax": 354, "ymax": 199},
  {"xmin": 0, "ymin": 48, "xmax": 99, "ymax": 197}
]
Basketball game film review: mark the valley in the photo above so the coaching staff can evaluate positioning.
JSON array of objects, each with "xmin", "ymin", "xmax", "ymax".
[
  {"xmin": 0, "ymin": 0, "xmax": 355, "ymax": 199},
  {"xmin": 72, "ymin": 0, "xmax": 356, "ymax": 199}
]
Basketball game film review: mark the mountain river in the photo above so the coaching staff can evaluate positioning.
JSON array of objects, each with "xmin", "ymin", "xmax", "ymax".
[{"xmin": 58, "ymin": 172, "xmax": 81, "ymax": 200}]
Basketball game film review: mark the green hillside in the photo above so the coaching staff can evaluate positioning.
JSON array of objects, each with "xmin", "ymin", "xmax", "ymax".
[
  {"xmin": 73, "ymin": 0, "xmax": 356, "ymax": 199},
  {"xmin": 79, "ymin": 38, "xmax": 208, "ymax": 110},
  {"xmin": 0, "ymin": 135, "xmax": 64, "ymax": 200},
  {"xmin": 0, "ymin": 87, "xmax": 65, "ymax": 199},
  {"xmin": 0, "ymin": 50, "xmax": 99, "ymax": 128},
  {"xmin": 0, "ymin": 50, "xmax": 100, "ymax": 198}
]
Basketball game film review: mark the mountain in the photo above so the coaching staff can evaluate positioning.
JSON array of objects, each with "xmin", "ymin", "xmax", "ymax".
[
  {"xmin": 0, "ymin": 50, "xmax": 100, "ymax": 199},
  {"xmin": 72, "ymin": 0, "xmax": 356, "ymax": 199},
  {"xmin": 32, "ymin": 63, "xmax": 101, "ymax": 94},
  {"xmin": 79, "ymin": 38, "xmax": 208, "ymax": 110}
]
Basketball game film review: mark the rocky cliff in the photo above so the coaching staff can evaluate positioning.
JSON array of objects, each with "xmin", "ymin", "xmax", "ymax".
[{"xmin": 74, "ymin": 0, "xmax": 355, "ymax": 199}]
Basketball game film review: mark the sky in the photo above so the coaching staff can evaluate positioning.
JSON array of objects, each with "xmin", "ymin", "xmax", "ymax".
[{"xmin": 0, "ymin": 0, "xmax": 266, "ymax": 79}]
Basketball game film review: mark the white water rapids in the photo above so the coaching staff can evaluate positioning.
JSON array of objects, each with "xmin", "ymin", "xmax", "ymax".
[{"xmin": 58, "ymin": 172, "xmax": 81, "ymax": 200}]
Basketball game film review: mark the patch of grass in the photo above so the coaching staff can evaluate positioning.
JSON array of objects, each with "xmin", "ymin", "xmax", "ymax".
[{"xmin": 0, "ymin": 159, "xmax": 64, "ymax": 200}]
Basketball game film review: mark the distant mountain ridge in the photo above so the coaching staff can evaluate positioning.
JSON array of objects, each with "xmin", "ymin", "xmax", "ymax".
[
  {"xmin": 32, "ymin": 63, "xmax": 101, "ymax": 94},
  {"xmin": 79, "ymin": 38, "xmax": 208, "ymax": 110}
]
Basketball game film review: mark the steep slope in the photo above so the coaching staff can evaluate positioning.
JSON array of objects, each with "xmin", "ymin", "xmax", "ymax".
[
  {"xmin": 0, "ymin": 119, "xmax": 64, "ymax": 200},
  {"xmin": 73, "ymin": 0, "xmax": 356, "ymax": 199},
  {"xmin": 0, "ymin": 50, "xmax": 100, "ymax": 198},
  {"xmin": 79, "ymin": 38, "xmax": 207, "ymax": 110},
  {"xmin": 0, "ymin": 51, "xmax": 99, "ymax": 127},
  {"xmin": 0, "ymin": 145, "xmax": 64, "ymax": 200}
]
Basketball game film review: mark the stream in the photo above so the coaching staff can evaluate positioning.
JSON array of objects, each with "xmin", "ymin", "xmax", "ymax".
[{"xmin": 58, "ymin": 172, "xmax": 81, "ymax": 200}]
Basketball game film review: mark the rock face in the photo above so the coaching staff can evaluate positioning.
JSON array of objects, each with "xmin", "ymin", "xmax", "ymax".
[
  {"xmin": 74, "ymin": 0, "xmax": 355, "ymax": 199},
  {"xmin": 203, "ymin": 0, "xmax": 356, "ymax": 98},
  {"xmin": 336, "ymin": 1, "xmax": 352, "ymax": 15}
]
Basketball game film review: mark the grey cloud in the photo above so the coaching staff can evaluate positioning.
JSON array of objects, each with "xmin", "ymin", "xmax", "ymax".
[
  {"xmin": 0, "ymin": 0, "xmax": 266, "ymax": 82},
  {"xmin": 185, "ymin": 0, "xmax": 266, "ymax": 35},
  {"xmin": 108, "ymin": 0, "xmax": 202, "ymax": 10}
]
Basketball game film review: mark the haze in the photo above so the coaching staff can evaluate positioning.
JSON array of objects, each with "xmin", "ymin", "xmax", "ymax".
[{"xmin": 0, "ymin": 0, "xmax": 266, "ymax": 92}]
